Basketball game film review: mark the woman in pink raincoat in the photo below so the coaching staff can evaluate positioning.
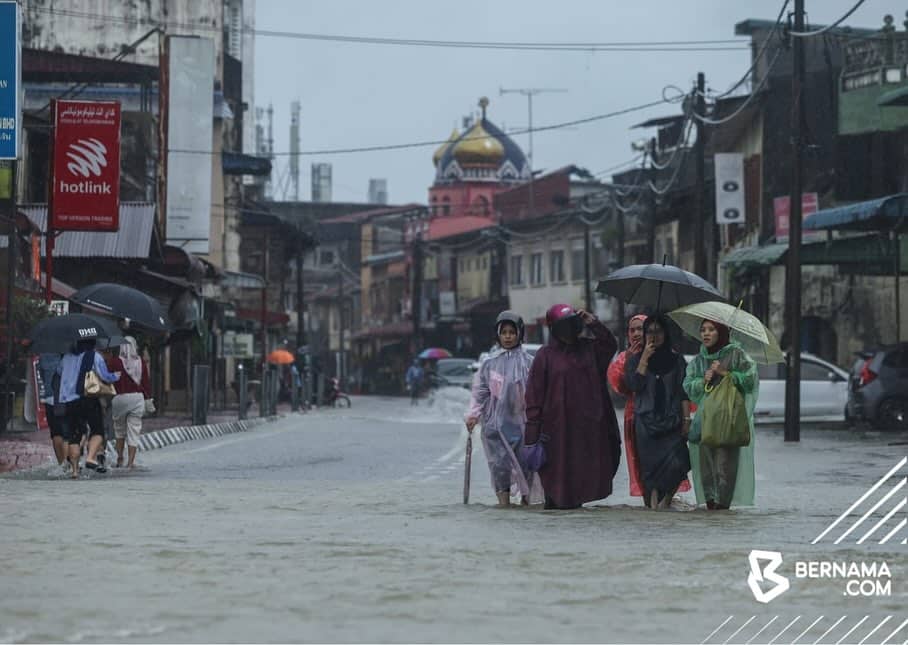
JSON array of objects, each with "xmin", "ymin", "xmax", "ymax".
[{"xmin": 465, "ymin": 311, "xmax": 541, "ymax": 506}]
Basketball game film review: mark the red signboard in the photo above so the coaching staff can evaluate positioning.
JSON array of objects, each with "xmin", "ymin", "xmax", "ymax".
[
  {"xmin": 31, "ymin": 357, "xmax": 49, "ymax": 432},
  {"xmin": 773, "ymin": 193, "xmax": 820, "ymax": 242},
  {"xmin": 50, "ymin": 99, "xmax": 121, "ymax": 231}
]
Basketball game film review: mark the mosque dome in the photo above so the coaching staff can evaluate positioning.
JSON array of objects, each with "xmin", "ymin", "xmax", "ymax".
[
  {"xmin": 451, "ymin": 119, "xmax": 505, "ymax": 165},
  {"xmin": 434, "ymin": 97, "xmax": 531, "ymax": 185},
  {"xmin": 432, "ymin": 128, "xmax": 460, "ymax": 167}
]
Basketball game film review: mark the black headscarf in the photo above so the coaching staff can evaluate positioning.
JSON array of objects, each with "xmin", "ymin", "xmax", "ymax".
[
  {"xmin": 643, "ymin": 315, "xmax": 676, "ymax": 376},
  {"xmin": 643, "ymin": 315, "xmax": 677, "ymax": 416}
]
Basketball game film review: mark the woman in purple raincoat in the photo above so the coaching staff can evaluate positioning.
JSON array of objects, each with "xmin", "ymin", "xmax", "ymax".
[{"xmin": 524, "ymin": 305, "xmax": 622, "ymax": 510}]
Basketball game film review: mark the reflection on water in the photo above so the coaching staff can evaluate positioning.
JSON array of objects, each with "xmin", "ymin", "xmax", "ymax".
[{"xmin": 0, "ymin": 396, "xmax": 905, "ymax": 643}]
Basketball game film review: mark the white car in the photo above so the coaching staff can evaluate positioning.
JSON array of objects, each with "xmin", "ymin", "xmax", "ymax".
[
  {"xmin": 683, "ymin": 352, "xmax": 849, "ymax": 424},
  {"xmin": 471, "ymin": 343, "xmax": 543, "ymax": 371}
]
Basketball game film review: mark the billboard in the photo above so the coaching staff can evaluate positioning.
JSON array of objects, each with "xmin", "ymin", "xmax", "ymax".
[
  {"xmin": 50, "ymin": 100, "xmax": 121, "ymax": 231},
  {"xmin": 714, "ymin": 153, "xmax": 746, "ymax": 225},
  {"xmin": 165, "ymin": 36, "xmax": 215, "ymax": 254},
  {"xmin": 774, "ymin": 193, "xmax": 821, "ymax": 243},
  {"xmin": 0, "ymin": 1, "xmax": 21, "ymax": 160}
]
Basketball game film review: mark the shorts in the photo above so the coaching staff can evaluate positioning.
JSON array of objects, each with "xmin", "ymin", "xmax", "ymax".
[
  {"xmin": 112, "ymin": 393, "xmax": 144, "ymax": 447},
  {"xmin": 64, "ymin": 397, "xmax": 105, "ymax": 444},
  {"xmin": 44, "ymin": 403, "xmax": 67, "ymax": 439}
]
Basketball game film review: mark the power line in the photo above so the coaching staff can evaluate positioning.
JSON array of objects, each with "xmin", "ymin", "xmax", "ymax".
[
  {"xmin": 33, "ymin": 6, "xmax": 749, "ymax": 52},
  {"xmin": 160, "ymin": 98, "xmax": 672, "ymax": 158},
  {"xmin": 790, "ymin": 0, "xmax": 869, "ymax": 37},
  {"xmin": 705, "ymin": 0, "xmax": 790, "ymax": 100},
  {"xmin": 690, "ymin": 49, "xmax": 783, "ymax": 125}
]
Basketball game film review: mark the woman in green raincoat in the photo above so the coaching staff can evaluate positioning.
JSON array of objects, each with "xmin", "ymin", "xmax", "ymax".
[{"xmin": 683, "ymin": 319, "xmax": 759, "ymax": 510}]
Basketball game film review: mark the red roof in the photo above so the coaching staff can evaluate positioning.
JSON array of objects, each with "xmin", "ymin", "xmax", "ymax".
[
  {"xmin": 427, "ymin": 216, "xmax": 495, "ymax": 241},
  {"xmin": 320, "ymin": 203, "xmax": 425, "ymax": 225}
]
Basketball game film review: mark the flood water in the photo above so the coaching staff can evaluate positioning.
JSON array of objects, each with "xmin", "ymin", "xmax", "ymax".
[{"xmin": 1, "ymin": 391, "xmax": 905, "ymax": 643}]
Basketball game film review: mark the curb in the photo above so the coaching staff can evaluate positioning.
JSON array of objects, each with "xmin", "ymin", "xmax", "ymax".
[{"xmin": 105, "ymin": 416, "xmax": 281, "ymax": 455}]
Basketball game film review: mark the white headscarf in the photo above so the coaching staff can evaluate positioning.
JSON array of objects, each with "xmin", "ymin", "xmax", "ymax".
[{"xmin": 120, "ymin": 336, "xmax": 143, "ymax": 386}]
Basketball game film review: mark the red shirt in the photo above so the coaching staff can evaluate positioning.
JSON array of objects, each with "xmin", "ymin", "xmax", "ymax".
[{"xmin": 106, "ymin": 356, "xmax": 151, "ymax": 397}]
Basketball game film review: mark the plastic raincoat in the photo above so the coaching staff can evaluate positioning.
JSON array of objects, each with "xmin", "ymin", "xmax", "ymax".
[
  {"xmin": 683, "ymin": 341, "xmax": 759, "ymax": 507},
  {"xmin": 465, "ymin": 346, "xmax": 541, "ymax": 501}
]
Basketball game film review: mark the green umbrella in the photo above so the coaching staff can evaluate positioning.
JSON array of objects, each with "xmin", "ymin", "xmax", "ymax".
[{"xmin": 668, "ymin": 301, "xmax": 784, "ymax": 364}]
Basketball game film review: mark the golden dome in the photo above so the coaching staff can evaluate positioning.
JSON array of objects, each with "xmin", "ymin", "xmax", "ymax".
[
  {"xmin": 433, "ymin": 128, "xmax": 460, "ymax": 166},
  {"xmin": 452, "ymin": 119, "xmax": 505, "ymax": 166}
]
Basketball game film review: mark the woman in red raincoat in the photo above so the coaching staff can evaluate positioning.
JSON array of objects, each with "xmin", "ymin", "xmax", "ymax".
[
  {"xmin": 608, "ymin": 314, "xmax": 691, "ymax": 505},
  {"xmin": 524, "ymin": 305, "xmax": 622, "ymax": 509}
]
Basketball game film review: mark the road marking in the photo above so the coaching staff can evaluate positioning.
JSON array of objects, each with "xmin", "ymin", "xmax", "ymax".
[{"xmin": 814, "ymin": 457, "xmax": 906, "ymax": 544}]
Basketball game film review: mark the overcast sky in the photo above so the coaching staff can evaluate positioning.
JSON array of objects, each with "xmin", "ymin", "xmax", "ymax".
[{"xmin": 254, "ymin": 0, "xmax": 899, "ymax": 205}]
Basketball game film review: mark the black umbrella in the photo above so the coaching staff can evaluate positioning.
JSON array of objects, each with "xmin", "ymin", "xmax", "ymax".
[
  {"xmin": 70, "ymin": 283, "xmax": 171, "ymax": 333},
  {"xmin": 26, "ymin": 314, "xmax": 115, "ymax": 354},
  {"xmin": 596, "ymin": 263, "xmax": 724, "ymax": 311}
]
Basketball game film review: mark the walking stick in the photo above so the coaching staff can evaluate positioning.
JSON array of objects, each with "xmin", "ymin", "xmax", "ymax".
[{"xmin": 463, "ymin": 432, "xmax": 472, "ymax": 504}]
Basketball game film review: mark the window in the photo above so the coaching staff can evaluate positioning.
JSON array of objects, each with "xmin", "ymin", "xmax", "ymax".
[
  {"xmin": 510, "ymin": 255, "xmax": 524, "ymax": 285},
  {"xmin": 550, "ymin": 250, "xmax": 565, "ymax": 283},
  {"xmin": 442, "ymin": 196, "xmax": 451, "ymax": 216},
  {"xmin": 459, "ymin": 258, "xmax": 465, "ymax": 272},
  {"xmin": 801, "ymin": 360, "xmax": 833, "ymax": 381},
  {"xmin": 530, "ymin": 253, "xmax": 544, "ymax": 286},
  {"xmin": 571, "ymin": 239, "xmax": 585, "ymax": 282},
  {"xmin": 482, "ymin": 256, "xmax": 488, "ymax": 270},
  {"xmin": 320, "ymin": 250, "xmax": 335, "ymax": 266}
]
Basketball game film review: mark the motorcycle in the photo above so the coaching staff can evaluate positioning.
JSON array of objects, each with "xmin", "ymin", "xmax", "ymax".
[{"xmin": 325, "ymin": 377, "xmax": 351, "ymax": 408}]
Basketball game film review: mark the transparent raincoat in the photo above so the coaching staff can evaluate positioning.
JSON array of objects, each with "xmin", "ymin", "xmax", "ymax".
[
  {"xmin": 683, "ymin": 341, "xmax": 759, "ymax": 507},
  {"xmin": 465, "ymin": 346, "xmax": 544, "ymax": 502}
]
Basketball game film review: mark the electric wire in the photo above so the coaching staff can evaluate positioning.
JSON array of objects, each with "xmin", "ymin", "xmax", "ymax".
[{"xmin": 789, "ymin": 0, "xmax": 869, "ymax": 37}]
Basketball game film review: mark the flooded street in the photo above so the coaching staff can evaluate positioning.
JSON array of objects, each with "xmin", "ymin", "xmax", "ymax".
[{"xmin": 1, "ymin": 391, "xmax": 905, "ymax": 643}]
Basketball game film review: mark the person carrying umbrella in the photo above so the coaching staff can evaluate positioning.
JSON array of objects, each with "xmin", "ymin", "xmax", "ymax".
[
  {"xmin": 56, "ymin": 339, "xmax": 121, "ymax": 477},
  {"xmin": 681, "ymin": 319, "xmax": 759, "ymax": 510},
  {"xmin": 405, "ymin": 359, "xmax": 424, "ymax": 405},
  {"xmin": 106, "ymin": 336, "xmax": 150, "ymax": 469},
  {"xmin": 464, "ymin": 311, "xmax": 541, "ymax": 507},
  {"xmin": 524, "ymin": 305, "xmax": 621, "ymax": 510},
  {"xmin": 622, "ymin": 315, "xmax": 692, "ymax": 510},
  {"xmin": 607, "ymin": 314, "xmax": 692, "ymax": 505}
]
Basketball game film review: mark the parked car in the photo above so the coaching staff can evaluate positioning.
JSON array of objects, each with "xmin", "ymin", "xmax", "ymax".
[
  {"xmin": 683, "ymin": 352, "xmax": 849, "ymax": 424},
  {"xmin": 846, "ymin": 344, "xmax": 908, "ymax": 430},
  {"xmin": 430, "ymin": 358, "xmax": 475, "ymax": 390},
  {"xmin": 470, "ymin": 343, "xmax": 543, "ymax": 372}
]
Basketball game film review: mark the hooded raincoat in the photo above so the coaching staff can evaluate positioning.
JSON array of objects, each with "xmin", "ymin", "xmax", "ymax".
[
  {"xmin": 524, "ymin": 319, "xmax": 621, "ymax": 509},
  {"xmin": 683, "ymin": 340, "xmax": 759, "ymax": 508},
  {"xmin": 465, "ymin": 346, "xmax": 542, "ymax": 501}
]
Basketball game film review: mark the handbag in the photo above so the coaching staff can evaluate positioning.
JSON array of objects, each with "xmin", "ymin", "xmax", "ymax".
[
  {"xmin": 83, "ymin": 370, "xmax": 117, "ymax": 398},
  {"xmin": 521, "ymin": 432, "xmax": 549, "ymax": 471},
  {"xmin": 700, "ymin": 374, "xmax": 750, "ymax": 448}
]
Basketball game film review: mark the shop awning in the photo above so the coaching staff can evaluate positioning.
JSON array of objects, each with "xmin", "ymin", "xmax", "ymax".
[
  {"xmin": 722, "ymin": 234, "xmax": 906, "ymax": 273},
  {"xmin": 803, "ymin": 194, "xmax": 908, "ymax": 231},
  {"xmin": 877, "ymin": 86, "xmax": 908, "ymax": 107},
  {"xmin": 720, "ymin": 243, "xmax": 787, "ymax": 269}
]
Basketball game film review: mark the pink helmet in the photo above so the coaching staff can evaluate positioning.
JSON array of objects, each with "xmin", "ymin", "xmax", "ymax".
[{"xmin": 545, "ymin": 303, "xmax": 577, "ymax": 327}]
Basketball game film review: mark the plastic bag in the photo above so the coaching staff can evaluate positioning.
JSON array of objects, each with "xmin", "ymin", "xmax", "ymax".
[
  {"xmin": 144, "ymin": 398, "xmax": 156, "ymax": 415},
  {"xmin": 700, "ymin": 376, "xmax": 750, "ymax": 448}
]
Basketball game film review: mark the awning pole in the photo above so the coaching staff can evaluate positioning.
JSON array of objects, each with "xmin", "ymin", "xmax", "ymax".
[{"xmin": 897, "ymin": 228, "xmax": 902, "ymax": 344}]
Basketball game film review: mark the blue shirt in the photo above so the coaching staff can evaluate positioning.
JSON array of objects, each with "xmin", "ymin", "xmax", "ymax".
[
  {"xmin": 37, "ymin": 353, "xmax": 62, "ymax": 404},
  {"xmin": 56, "ymin": 351, "xmax": 120, "ymax": 403}
]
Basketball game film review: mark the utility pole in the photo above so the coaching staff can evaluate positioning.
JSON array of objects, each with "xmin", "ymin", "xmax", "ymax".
[
  {"xmin": 2, "ymin": 164, "xmax": 17, "ymax": 432},
  {"xmin": 411, "ymin": 233, "xmax": 424, "ymax": 352},
  {"xmin": 337, "ymin": 266, "xmax": 345, "ymax": 386},
  {"xmin": 583, "ymin": 220, "xmax": 592, "ymax": 311},
  {"xmin": 694, "ymin": 72, "xmax": 708, "ymax": 280},
  {"xmin": 616, "ymin": 203, "xmax": 626, "ymax": 345},
  {"xmin": 784, "ymin": 0, "xmax": 806, "ymax": 443},
  {"xmin": 295, "ymin": 248, "xmax": 305, "ymax": 351},
  {"xmin": 499, "ymin": 87, "xmax": 567, "ymax": 215}
]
